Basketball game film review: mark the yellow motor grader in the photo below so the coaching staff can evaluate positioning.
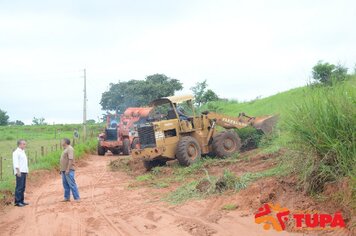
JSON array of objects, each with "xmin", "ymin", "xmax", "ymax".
[{"xmin": 131, "ymin": 95, "xmax": 277, "ymax": 170}]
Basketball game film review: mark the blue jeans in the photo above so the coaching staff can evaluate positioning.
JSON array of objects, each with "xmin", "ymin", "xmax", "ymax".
[
  {"xmin": 15, "ymin": 173, "xmax": 27, "ymax": 204},
  {"xmin": 61, "ymin": 170, "xmax": 80, "ymax": 200}
]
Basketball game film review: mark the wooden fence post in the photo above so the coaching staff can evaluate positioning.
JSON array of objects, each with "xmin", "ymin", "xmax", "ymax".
[
  {"xmin": 41, "ymin": 146, "xmax": 44, "ymax": 156},
  {"xmin": 0, "ymin": 156, "xmax": 2, "ymax": 181}
]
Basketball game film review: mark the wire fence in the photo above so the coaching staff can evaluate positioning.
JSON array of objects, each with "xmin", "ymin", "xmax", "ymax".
[{"xmin": 0, "ymin": 131, "xmax": 97, "ymax": 181}]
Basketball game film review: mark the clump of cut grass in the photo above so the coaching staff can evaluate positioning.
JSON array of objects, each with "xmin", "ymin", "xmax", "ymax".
[
  {"xmin": 151, "ymin": 166, "xmax": 163, "ymax": 176},
  {"xmin": 136, "ymin": 174, "xmax": 153, "ymax": 182},
  {"xmin": 153, "ymin": 181, "xmax": 170, "ymax": 189},
  {"xmin": 165, "ymin": 180, "xmax": 201, "ymax": 204},
  {"xmin": 285, "ymin": 79, "xmax": 356, "ymax": 193},
  {"xmin": 222, "ymin": 204, "xmax": 238, "ymax": 211},
  {"xmin": 166, "ymin": 166, "xmax": 285, "ymax": 204}
]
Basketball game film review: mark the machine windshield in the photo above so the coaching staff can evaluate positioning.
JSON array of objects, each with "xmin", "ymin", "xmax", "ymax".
[{"xmin": 148, "ymin": 100, "xmax": 177, "ymax": 121}]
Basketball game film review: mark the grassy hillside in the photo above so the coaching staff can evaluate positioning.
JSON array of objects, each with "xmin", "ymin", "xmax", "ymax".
[
  {"xmin": 202, "ymin": 77, "xmax": 356, "ymax": 196},
  {"xmin": 202, "ymin": 76, "xmax": 354, "ymax": 118},
  {"xmin": 201, "ymin": 86, "xmax": 305, "ymax": 117}
]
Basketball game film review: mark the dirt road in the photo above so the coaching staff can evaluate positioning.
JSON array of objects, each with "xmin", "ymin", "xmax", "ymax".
[{"xmin": 0, "ymin": 155, "xmax": 300, "ymax": 236}]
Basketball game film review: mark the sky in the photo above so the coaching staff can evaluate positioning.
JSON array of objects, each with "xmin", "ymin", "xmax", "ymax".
[{"xmin": 0, "ymin": 0, "xmax": 355, "ymax": 124}]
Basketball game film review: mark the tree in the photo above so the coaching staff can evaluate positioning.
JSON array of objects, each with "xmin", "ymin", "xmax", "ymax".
[
  {"xmin": 100, "ymin": 74, "xmax": 183, "ymax": 112},
  {"xmin": 32, "ymin": 117, "xmax": 46, "ymax": 125},
  {"xmin": 312, "ymin": 61, "xmax": 348, "ymax": 85},
  {"xmin": 191, "ymin": 80, "xmax": 207, "ymax": 107},
  {"xmin": 191, "ymin": 80, "xmax": 219, "ymax": 107},
  {"xmin": 333, "ymin": 64, "xmax": 348, "ymax": 80},
  {"xmin": 0, "ymin": 109, "xmax": 9, "ymax": 126},
  {"xmin": 86, "ymin": 119, "xmax": 96, "ymax": 124},
  {"xmin": 201, "ymin": 89, "xmax": 219, "ymax": 104},
  {"xmin": 15, "ymin": 120, "xmax": 24, "ymax": 125},
  {"xmin": 312, "ymin": 61, "xmax": 335, "ymax": 84}
]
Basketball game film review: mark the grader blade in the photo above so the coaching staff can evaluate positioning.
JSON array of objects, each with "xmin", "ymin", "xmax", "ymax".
[{"xmin": 252, "ymin": 115, "xmax": 278, "ymax": 135}]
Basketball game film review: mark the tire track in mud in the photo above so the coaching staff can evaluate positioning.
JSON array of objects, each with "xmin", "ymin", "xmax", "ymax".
[
  {"xmin": 89, "ymin": 164, "xmax": 139, "ymax": 236},
  {"xmin": 33, "ymin": 184, "xmax": 84, "ymax": 236},
  {"xmin": 159, "ymin": 208, "xmax": 224, "ymax": 235}
]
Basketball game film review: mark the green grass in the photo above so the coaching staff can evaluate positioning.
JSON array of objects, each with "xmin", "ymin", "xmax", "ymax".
[
  {"xmin": 0, "ymin": 139, "xmax": 97, "ymax": 195},
  {"xmin": 200, "ymin": 86, "xmax": 307, "ymax": 118},
  {"xmin": 166, "ymin": 165, "xmax": 286, "ymax": 204},
  {"xmin": 284, "ymin": 79, "xmax": 356, "ymax": 193},
  {"xmin": 222, "ymin": 203, "xmax": 238, "ymax": 211},
  {"xmin": 0, "ymin": 124, "xmax": 102, "ymax": 142},
  {"xmin": 136, "ymin": 174, "xmax": 154, "ymax": 182},
  {"xmin": 0, "ymin": 124, "xmax": 102, "ymax": 197},
  {"xmin": 164, "ymin": 180, "xmax": 201, "ymax": 204},
  {"xmin": 127, "ymin": 156, "xmax": 242, "ymax": 185}
]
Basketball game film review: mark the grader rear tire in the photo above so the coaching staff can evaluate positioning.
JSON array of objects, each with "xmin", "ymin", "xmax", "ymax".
[
  {"xmin": 176, "ymin": 136, "xmax": 201, "ymax": 166},
  {"xmin": 212, "ymin": 131, "xmax": 241, "ymax": 158}
]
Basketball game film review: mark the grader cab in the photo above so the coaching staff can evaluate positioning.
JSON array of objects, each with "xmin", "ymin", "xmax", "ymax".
[{"xmin": 131, "ymin": 95, "xmax": 277, "ymax": 170}]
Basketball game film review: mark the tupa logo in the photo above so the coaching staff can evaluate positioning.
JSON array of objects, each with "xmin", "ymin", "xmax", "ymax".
[{"xmin": 255, "ymin": 203, "xmax": 345, "ymax": 232}]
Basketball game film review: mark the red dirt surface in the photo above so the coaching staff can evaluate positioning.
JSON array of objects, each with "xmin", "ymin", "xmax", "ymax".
[{"xmin": 0, "ymin": 155, "xmax": 351, "ymax": 236}]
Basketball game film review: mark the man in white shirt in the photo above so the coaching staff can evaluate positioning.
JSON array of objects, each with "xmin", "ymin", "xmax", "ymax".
[{"xmin": 12, "ymin": 139, "xmax": 29, "ymax": 207}]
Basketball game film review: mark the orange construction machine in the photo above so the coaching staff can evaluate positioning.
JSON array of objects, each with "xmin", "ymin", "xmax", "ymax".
[{"xmin": 98, "ymin": 107, "xmax": 153, "ymax": 156}]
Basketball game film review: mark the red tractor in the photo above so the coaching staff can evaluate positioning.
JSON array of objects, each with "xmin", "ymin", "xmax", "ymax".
[{"xmin": 97, "ymin": 107, "xmax": 153, "ymax": 156}]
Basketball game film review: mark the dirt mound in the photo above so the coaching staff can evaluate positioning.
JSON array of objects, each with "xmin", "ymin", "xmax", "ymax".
[{"xmin": 109, "ymin": 156, "xmax": 147, "ymax": 175}]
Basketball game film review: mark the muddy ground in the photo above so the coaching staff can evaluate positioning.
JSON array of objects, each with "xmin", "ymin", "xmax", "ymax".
[{"xmin": 0, "ymin": 153, "xmax": 352, "ymax": 236}]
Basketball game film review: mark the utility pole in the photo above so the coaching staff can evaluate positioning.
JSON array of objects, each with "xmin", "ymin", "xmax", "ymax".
[{"xmin": 83, "ymin": 69, "xmax": 87, "ymax": 140}]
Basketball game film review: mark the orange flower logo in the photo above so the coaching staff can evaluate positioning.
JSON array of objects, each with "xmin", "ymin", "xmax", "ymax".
[{"xmin": 255, "ymin": 203, "xmax": 290, "ymax": 231}]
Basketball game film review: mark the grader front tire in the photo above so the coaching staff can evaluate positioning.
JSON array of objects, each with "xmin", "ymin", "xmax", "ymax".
[
  {"xmin": 176, "ymin": 136, "xmax": 202, "ymax": 166},
  {"xmin": 212, "ymin": 131, "xmax": 241, "ymax": 158}
]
